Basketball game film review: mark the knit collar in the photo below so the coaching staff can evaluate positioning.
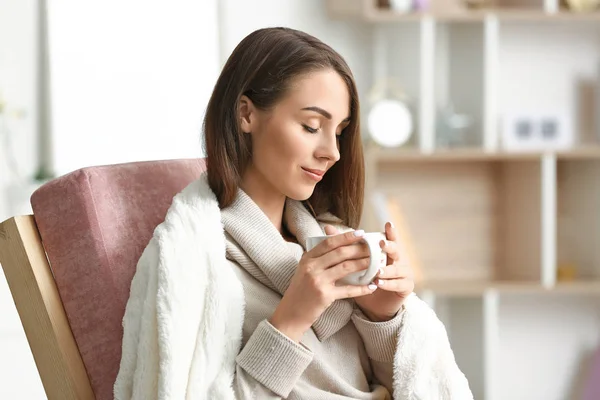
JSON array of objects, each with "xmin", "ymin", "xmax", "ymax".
[{"xmin": 221, "ymin": 188, "xmax": 353, "ymax": 342}]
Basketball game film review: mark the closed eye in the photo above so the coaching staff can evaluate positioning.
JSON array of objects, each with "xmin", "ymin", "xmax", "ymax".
[{"xmin": 302, "ymin": 124, "xmax": 319, "ymax": 134}]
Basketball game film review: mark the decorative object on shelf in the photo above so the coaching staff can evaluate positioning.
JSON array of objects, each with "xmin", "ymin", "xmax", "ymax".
[
  {"xmin": 557, "ymin": 262, "xmax": 578, "ymax": 281},
  {"xmin": 501, "ymin": 110, "xmax": 574, "ymax": 151},
  {"xmin": 412, "ymin": 0, "xmax": 429, "ymax": 11},
  {"xmin": 366, "ymin": 78, "xmax": 414, "ymax": 148},
  {"xmin": 435, "ymin": 103, "xmax": 473, "ymax": 148},
  {"xmin": 377, "ymin": 0, "xmax": 430, "ymax": 13},
  {"xmin": 389, "ymin": 0, "xmax": 413, "ymax": 13},
  {"xmin": 563, "ymin": 0, "xmax": 600, "ymax": 12}
]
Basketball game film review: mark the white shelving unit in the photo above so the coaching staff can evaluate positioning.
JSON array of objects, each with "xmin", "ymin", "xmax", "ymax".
[{"xmin": 327, "ymin": 1, "xmax": 600, "ymax": 398}]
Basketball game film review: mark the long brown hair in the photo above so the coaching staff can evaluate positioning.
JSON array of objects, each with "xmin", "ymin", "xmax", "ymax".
[{"xmin": 203, "ymin": 27, "xmax": 365, "ymax": 229}]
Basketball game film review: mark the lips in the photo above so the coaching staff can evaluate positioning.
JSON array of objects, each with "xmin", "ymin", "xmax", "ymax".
[{"xmin": 302, "ymin": 167, "xmax": 325, "ymax": 177}]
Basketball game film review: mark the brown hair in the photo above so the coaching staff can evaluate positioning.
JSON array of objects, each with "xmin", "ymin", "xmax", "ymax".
[{"xmin": 203, "ymin": 27, "xmax": 365, "ymax": 229}]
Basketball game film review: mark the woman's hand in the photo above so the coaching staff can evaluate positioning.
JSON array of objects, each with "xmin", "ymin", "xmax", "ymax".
[
  {"xmin": 325, "ymin": 223, "xmax": 414, "ymax": 322},
  {"xmin": 269, "ymin": 230, "xmax": 378, "ymax": 342}
]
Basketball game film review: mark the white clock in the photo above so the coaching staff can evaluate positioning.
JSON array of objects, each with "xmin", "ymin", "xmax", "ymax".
[
  {"xmin": 365, "ymin": 78, "xmax": 414, "ymax": 148},
  {"xmin": 367, "ymin": 98, "xmax": 413, "ymax": 148}
]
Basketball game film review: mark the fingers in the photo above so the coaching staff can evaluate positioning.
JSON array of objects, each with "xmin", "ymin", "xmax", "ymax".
[
  {"xmin": 378, "ymin": 260, "xmax": 412, "ymax": 281},
  {"xmin": 308, "ymin": 229, "xmax": 367, "ymax": 259},
  {"xmin": 334, "ymin": 282, "xmax": 378, "ymax": 300},
  {"xmin": 379, "ymin": 238, "xmax": 401, "ymax": 262},
  {"xmin": 375, "ymin": 256, "xmax": 414, "ymax": 293},
  {"xmin": 323, "ymin": 256, "xmax": 370, "ymax": 282},
  {"xmin": 383, "ymin": 221, "xmax": 399, "ymax": 266},
  {"xmin": 322, "ymin": 226, "xmax": 367, "ymax": 266},
  {"xmin": 318, "ymin": 241, "xmax": 370, "ymax": 270},
  {"xmin": 373, "ymin": 276, "xmax": 414, "ymax": 295},
  {"xmin": 385, "ymin": 221, "xmax": 397, "ymax": 242},
  {"xmin": 323, "ymin": 225, "xmax": 339, "ymax": 236}
]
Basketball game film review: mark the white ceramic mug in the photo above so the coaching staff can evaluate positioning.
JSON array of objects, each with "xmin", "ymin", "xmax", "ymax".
[{"xmin": 305, "ymin": 232, "xmax": 387, "ymax": 286}]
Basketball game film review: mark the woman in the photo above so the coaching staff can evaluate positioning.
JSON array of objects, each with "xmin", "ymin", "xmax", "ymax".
[{"xmin": 114, "ymin": 27, "xmax": 472, "ymax": 400}]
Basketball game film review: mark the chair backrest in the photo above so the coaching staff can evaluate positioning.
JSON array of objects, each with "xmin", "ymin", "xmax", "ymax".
[
  {"xmin": 18, "ymin": 158, "xmax": 205, "ymax": 400},
  {"xmin": 584, "ymin": 347, "xmax": 600, "ymax": 400}
]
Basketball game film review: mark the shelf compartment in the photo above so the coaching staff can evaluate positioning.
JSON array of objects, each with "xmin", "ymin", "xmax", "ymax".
[
  {"xmin": 434, "ymin": 21, "xmax": 486, "ymax": 149},
  {"xmin": 373, "ymin": 158, "xmax": 543, "ymax": 284},
  {"xmin": 498, "ymin": 22, "xmax": 600, "ymax": 151},
  {"xmin": 556, "ymin": 159, "xmax": 600, "ymax": 282},
  {"xmin": 436, "ymin": 297, "xmax": 485, "ymax": 399},
  {"xmin": 372, "ymin": 23, "xmax": 423, "ymax": 150}
]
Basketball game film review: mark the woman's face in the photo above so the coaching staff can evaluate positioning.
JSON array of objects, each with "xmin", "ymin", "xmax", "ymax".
[{"xmin": 240, "ymin": 69, "xmax": 351, "ymax": 201}]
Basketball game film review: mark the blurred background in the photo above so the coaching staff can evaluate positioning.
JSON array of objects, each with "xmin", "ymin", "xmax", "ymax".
[{"xmin": 1, "ymin": 0, "xmax": 600, "ymax": 399}]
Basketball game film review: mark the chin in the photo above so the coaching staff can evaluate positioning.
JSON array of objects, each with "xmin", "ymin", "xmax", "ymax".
[{"xmin": 284, "ymin": 184, "xmax": 316, "ymax": 201}]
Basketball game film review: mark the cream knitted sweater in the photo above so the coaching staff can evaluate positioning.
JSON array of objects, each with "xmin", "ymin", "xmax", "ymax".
[{"xmin": 221, "ymin": 189, "xmax": 402, "ymax": 399}]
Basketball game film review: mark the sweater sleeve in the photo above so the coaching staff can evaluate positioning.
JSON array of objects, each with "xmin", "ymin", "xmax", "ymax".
[
  {"xmin": 234, "ymin": 319, "xmax": 314, "ymax": 398},
  {"xmin": 351, "ymin": 307, "xmax": 404, "ymax": 394}
]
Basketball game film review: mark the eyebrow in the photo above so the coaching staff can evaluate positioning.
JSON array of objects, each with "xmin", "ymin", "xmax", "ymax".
[{"xmin": 302, "ymin": 106, "xmax": 351, "ymax": 123}]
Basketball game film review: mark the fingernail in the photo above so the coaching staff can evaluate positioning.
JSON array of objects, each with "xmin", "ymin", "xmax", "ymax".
[
  {"xmin": 354, "ymin": 230, "xmax": 365, "ymax": 237},
  {"xmin": 368, "ymin": 284, "xmax": 377, "ymax": 290},
  {"xmin": 389, "ymin": 221, "xmax": 395, "ymax": 229},
  {"xmin": 379, "ymin": 267, "xmax": 384, "ymax": 276},
  {"xmin": 377, "ymin": 279, "xmax": 385, "ymax": 286}
]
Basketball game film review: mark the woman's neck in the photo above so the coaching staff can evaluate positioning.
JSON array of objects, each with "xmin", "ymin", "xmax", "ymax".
[{"xmin": 240, "ymin": 169, "xmax": 287, "ymax": 237}]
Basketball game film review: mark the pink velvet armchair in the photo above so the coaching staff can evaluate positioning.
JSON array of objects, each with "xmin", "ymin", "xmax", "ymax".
[{"xmin": 0, "ymin": 158, "xmax": 206, "ymax": 400}]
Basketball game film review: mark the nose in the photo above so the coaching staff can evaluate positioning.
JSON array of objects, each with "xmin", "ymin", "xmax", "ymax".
[{"xmin": 315, "ymin": 131, "xmax": 340, "ymax": 163}]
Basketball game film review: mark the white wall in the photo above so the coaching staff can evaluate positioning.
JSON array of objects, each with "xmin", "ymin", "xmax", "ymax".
[
  {"xmin": 48, "ymin": 0, "xmax": 220, "ymax": 177},
  {"xmin": 0, "ymin": 0, "xmax": 221, "ymax": 220},
  {"xmin": 0, "ymin": 0, "xmax": 38, "ymax": 221},
  {"xmin": 218, "ymin": 0, "xmax": 373, "ymax": 101},
  {"xmin": 0, "ymin": 1, "xmax": 46, "ymax": 398}
]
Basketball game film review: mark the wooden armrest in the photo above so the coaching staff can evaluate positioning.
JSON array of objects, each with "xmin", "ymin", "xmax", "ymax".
[{"xmin": 0, "ymin": 216, "xmax": 94, "ymax": 400}]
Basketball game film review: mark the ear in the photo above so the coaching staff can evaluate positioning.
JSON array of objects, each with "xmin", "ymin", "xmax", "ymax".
[{"xmin": 238, "ymin": 95, "xmax": 255, "ymax": 134}]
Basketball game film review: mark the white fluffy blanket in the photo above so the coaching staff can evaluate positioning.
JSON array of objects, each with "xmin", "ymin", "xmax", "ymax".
[{"xmin": 114, "ymin": 176, "xmax": 473, "ymax": 399}]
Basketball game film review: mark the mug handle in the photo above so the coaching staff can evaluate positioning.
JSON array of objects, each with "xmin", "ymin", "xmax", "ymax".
[{"xmin": 357, "ymin": 235, "xmax": 384, "ymax": 286}]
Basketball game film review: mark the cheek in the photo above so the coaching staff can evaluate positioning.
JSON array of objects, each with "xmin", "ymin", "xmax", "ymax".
[{"xmin": 254, "ymin": 123, "xmax": 305, "ymax": 168}]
